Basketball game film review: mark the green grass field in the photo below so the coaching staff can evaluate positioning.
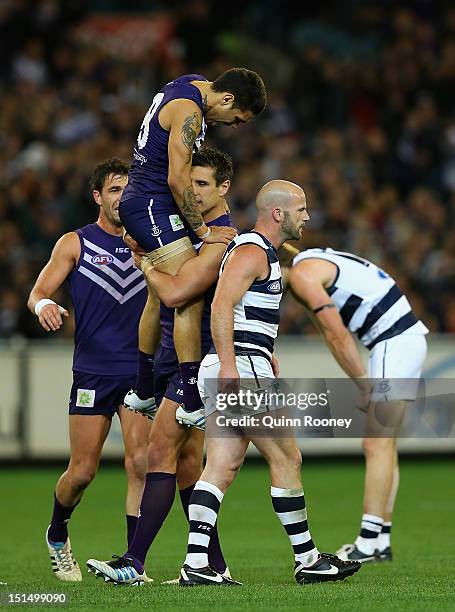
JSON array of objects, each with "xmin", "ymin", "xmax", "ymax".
[{"xmin": 1, "ymin": 459, "xmax": 454, "ymax": 611}]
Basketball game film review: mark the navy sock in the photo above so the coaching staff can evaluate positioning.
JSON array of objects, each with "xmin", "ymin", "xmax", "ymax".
[
  {"xmin": 48, "ymin": 494, "xmax": 77, "ymax": 543},
  {"xmin": 135, "ymin": 350, "xmax": 155, "ymax": 400},
  {"xmin": 179, "ymin": 484, "xmax": 227, "ymax": 573},
  {"xmin": 126, "ymin": 515, "xmax": 138, "ymax": 548},
  {"xmin": 180, "ymin": 361, "xmax": 202, "ymax": 412},
  {"xmin": 179, "ymin": 484, "xmax": 193, "ymax": 521},
  {"xmin": 127, "ymin": 472, "xmax": 176, "ymax": 565}
]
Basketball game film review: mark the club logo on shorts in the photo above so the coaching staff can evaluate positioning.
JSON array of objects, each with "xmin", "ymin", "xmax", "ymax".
[
  {"xmin": 76, "ymin": 388, "xmax": 96, "ymax": 408},
  {"xmin": 378, "ymin": 380, "xmax": 391, "ymax": 393},
  {"xmin": 169, "ymin": 214, "xmax": 184, "ymax": 232},
  {"xmin": 91, "ymin": 254, "xmax": 113, "ymax": 266},
  {"xmin": 151, "ymin": 225, "xmax": 162, "ymax": 236},
  {"xmin": 267, "ymin": 280, "xmax": 282, "ymax": 293},
  {"xmin": 188, "ymin": 377, "xmax": 198, "ymax": 385}
]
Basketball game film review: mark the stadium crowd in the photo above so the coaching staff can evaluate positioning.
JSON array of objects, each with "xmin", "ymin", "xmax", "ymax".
[{"xmin": 1, "ymin": 0, "xmax": 455, "ymax": 339}]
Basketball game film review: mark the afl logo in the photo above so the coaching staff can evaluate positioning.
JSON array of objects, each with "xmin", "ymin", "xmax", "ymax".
[
  {"xmin": 267, "ymin": 280, "xmax": 281, "ymax": 293},
  {"xmin": 91, "ymin": 254, "xmax": 113, "ymax": 265}
]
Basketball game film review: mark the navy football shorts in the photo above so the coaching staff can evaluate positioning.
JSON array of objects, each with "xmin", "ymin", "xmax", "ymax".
[
  {"xmin": 69, "ymin": 371, "xmax": 135, "ymax": 417},
  {"xmin": 154, "ymin": 344, "xmax": 183, "ymax": 406},
  {"xmin": 119, "ymin": 196, "xmax": 191, "ymax": 252}
]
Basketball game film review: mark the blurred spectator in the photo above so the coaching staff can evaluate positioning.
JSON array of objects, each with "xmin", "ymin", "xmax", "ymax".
[{"xmin": 0, "ymin": 0, "xmax": 454, "ymax": 340}]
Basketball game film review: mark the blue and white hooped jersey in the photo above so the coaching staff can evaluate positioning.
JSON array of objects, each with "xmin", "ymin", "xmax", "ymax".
[
  {"xmin": 220, "ymin": 231, "xmax": 282, "ymax": 362},
  {"xmin": 68, "ymin": 223, "xmax": 147, "ymax": 376},
  {"xmin": 292, "ymin": 248, "xmax": 428, "ymax": 349}
]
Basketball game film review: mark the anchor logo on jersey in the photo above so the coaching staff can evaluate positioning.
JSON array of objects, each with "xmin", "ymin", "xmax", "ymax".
[{"xmin": 151, "ymin": 225, "xmax": 162, "ymax": 237}]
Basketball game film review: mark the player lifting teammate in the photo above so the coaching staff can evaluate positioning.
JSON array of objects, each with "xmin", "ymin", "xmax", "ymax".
[{"xmin": 86, "ymin": 147, "xmax": 239, "ymax": 585}]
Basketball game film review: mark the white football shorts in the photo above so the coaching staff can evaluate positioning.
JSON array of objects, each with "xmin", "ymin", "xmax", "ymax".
[
  {"xmin": 198, "ymin": 352, "xmax": 275, "ymax": 417},
  {"xmin": 368, "ymin": 334, "xmax": 427, "ymax": 402}
]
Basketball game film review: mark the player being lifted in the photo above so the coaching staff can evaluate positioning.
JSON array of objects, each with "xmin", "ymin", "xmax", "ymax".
[
  {"xmin": 288, "ymin": 248, "xmax": 428, "ymax": 562},
  {"xmin": 86, "ymin": 146, "xmax": 239, "ymax": 585},
  {"xmin": 121, "ymin": 69, "xmax": 266, "ymax": 420}
]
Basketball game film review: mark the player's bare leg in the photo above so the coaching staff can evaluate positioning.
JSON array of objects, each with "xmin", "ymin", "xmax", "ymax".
[
  {"xmin": 153, "ymin": 247, "xmax": 205, "ymax": 413},
  {"xmin": 47, "ymin": 415, "xmax": 111, "ymax": 581},
  {"xmin": 55, "ymin": 415, "xmax": 111, "ymax": 508},
  {"xmin": 384, "ymin": 449, "xmax": 399, "ymax": 523},
  {"xmin": 252, "ymin": 434, "xmax": 303, "ymax": 489},
  {"xmin": 377, "ymin": 448, "xmax": 399, "ymax": 558},
  {"xmin": 130, "ymin": 246, "xmax": 204, "ymax": 416},
  {"xmin": 147, "ymin": 398, "xmax": 194, "ymax": 472},
  {"xmin": 198, "ymin": 434, "xmax": 249, "ymax": 492},
  {"xmin": 339, "ymin": 400, "xmax": 406, "ymax": 562},
  {"xmin": 118, "ymin": 407, "xmax": 152, "ymax": 544},
  {"xmin": 125, "ymin": 285, "xmax": 161, "ymax": 412}
]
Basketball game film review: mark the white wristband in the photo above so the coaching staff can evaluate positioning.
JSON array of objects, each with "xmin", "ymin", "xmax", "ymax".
[
  {"xmin": 34, "ymin": 299, "xmax": 65, "ymax": 317},
  {"xmin": 200, "ymin": 226, "xmax": 211, "ymax": 240}
]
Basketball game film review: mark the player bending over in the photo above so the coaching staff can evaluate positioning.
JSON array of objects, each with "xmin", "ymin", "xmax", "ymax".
[{"xmin": 288, "ymin": 248, "xmax": 428, "ymax": 562}]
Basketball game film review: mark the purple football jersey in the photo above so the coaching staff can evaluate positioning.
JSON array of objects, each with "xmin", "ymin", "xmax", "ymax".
[
  {"xmin": 122, "ymin": 74, "xmax": 208, "ymax": 203},
  {"xmin": 160, "ymin": 213, "xmax": 232, "ymax": 353},
  {"xmin": 68, "ymin": 224, "xmax": 147, "ymax": 376}
]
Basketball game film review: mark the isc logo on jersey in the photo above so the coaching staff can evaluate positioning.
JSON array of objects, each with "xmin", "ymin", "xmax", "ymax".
[
  {"xmin": 267, "ymin": 280, "xmax": 282, "ymax": 293},
  {"xmin": 91, "ymin": 254, "xmax": 113, "ymax": 265}
]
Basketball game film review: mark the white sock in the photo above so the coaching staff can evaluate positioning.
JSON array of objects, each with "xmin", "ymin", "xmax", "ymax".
[
  {"xmin": 377, "ymin": 521, "xmax": 392, "ymax": 551},
  {"xmin": 355, "ymin": 513, "xmax": 384, "ymax": 555}
]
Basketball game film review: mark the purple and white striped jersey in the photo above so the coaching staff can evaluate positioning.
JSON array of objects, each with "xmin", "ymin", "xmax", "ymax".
[
  {"xmin": 122, "ymin": 74, "xmax": 208, "ymax": 203},
  {"xmin": 68, "ymin": 223, "xmax": 147, "ymax": 376}
]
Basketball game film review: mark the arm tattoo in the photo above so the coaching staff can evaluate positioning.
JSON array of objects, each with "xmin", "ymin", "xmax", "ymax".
[
  {"xmin": 181, "ymin": 184, "xmax": 204, "ymax": 231},
  {"xmin": 181, "ymin": 112, "xmax": 201, "ymax": 156}
]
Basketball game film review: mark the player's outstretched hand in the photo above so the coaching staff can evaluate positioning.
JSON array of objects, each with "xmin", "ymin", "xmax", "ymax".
[
  {"xmin": 39, "ymin": 304, "xmax": 69, "ymax": 332},
  {"xmin": 204, "ymin": 225, "xmax": 237, "ymax": 245}
]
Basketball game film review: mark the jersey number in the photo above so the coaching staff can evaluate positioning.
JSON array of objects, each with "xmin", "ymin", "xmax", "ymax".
[{"xmin": 137, "ymin": 92, "xmax": 165, "ymax": 149}]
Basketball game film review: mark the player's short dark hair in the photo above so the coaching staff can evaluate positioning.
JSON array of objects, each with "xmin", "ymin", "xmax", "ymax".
[
  {"xmin": 192, "ymin": 146, "xmax": 233, "ymax": 186},
  {"xmin": 90, "ymin": 158, "xmax": 129, "ymax": 192},
  {"xmin": 212, "ymin": 68, "xmax": 266, "ymax": 115}
]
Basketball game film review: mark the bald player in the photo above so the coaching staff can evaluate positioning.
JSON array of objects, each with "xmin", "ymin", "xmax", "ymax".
[{"xmin": 178, "ymin": 181, "xmax": 361, "ymax": 586}]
